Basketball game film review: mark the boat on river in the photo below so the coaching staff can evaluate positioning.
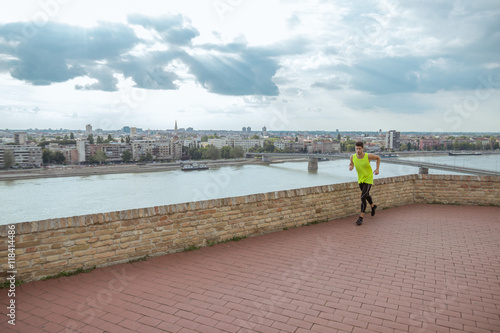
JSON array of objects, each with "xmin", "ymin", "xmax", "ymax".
[
  {"xmin": 181, "ymin": 163, "xmax": 209, "ymax": 171},
  {"xmin": 449, "ymin": 152, "xmax": 482, "ymax": 156}
]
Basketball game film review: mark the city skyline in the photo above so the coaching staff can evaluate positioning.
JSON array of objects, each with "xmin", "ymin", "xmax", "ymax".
[{"xmin": 1, "ymin": 1, "xmax": 499, "ymax": 132}]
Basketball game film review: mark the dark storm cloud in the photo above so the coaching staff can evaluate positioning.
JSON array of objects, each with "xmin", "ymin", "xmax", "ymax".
[
  {"xmin": 0, "ymin": 21, "xmax": 139, "ymax": 88},
  {"xmin": 183, "ymin": 37, "xmax": 307, "ymax": 96},
  {"xmin": 0, "ymin": 14, "xmax": 295, "ymax": 96},
  {"xmin": 181, "ymin": 51, "xmax": 280, "ymax": 96}
]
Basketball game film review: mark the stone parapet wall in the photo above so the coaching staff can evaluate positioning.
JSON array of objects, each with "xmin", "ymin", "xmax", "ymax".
[
  {"xmin": 414, "ymin": 174, "xmax": 500, "ymax": 206},
  {"xmin": 1, "ymin": 175, "xmax": 498, "ymax": 284}
]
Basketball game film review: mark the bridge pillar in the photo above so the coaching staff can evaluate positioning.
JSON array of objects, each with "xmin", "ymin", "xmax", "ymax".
[
  {"xmin": 419, "ymin": 167, "xmax": 429, "ymax": 174},
  {"xmin": 262, "ymin": 156, "xmax": 271, "ymax": 162},
  {"xmin": 308, "ymin": 157, "xmax": 318, "ymax": 171}
]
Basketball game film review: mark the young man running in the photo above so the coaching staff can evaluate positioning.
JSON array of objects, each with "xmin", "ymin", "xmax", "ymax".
[{"xmin": 349, "ymin": 141, "xmax": 380, "ymax": 225}]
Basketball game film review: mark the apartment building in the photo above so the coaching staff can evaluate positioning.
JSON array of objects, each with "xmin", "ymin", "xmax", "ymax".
[
  {"xmin": 100, "ymin": 143, "xmax": 133, "ymax": 162},
  {"xmin": 0, "ymin": 145, "xmax": 42, "ymax": 168},
  {"xmin": 311, "ymin": 141, "xmax": 341, "ymax": 153},
  {"xmin": 385, "ymin": 130, "xmax": 401, "ymax": 150},
  {"xmin": 131, "ymin": 139, "xmax": 182, "ymax": 161}
]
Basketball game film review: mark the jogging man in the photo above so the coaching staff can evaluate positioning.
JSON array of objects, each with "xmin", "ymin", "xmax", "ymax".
[{"xmin": 349, "ymin": 141, "xmax": 380, "ymax": 225}]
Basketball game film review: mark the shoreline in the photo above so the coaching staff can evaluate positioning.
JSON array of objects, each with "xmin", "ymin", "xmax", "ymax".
[
  {"xmin": 1, "ymin": 151, "xmax": 495, "ymax": 181},
  {"xmin": 0, "ymin": 159, "xmax": 267, "ymax": 181}
]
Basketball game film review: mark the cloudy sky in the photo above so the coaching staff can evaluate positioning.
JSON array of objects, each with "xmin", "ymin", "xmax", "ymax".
[{"xmin": 0, "ymin": 0, "xmax": 499, "ymax": 132}]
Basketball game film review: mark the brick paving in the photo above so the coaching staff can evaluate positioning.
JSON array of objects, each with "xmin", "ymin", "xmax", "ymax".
[{"xmin": 1, "ymin": 203, "xmax": 500, "ymax": 333}]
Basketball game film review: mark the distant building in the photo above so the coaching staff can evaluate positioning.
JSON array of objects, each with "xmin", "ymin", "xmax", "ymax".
[
  {"xmin": 231, "ymin": 138, "xmax": 263, "ymax": 151},
  {"xmin": 122, "ymin": 126, "xmax": 131, "ymax": 134},
  {"xmin": 100, "ymin": 143, "xmax": 133, "ymax": 162},
  {"xmin": 131, "ymin": 139, "xmax": 181, "ymax": 161},
  {"xmin": 130, "ymin": 127, "xmax": 137, "ymax": 137},
  {"xmin": 312, "ymin": 141, "xmax": 341, "ymax": 153},
  {"xmin": 0, "ymin": 145, "xmax": 42, "ymax": 168},
  {"xmin": 242, "ymin": 127, "xmax": 247, "ymax": 132},
  {"xmin": 76, "ymin": 139, "xmax": 86, "ymax": 163},
  {"xmin": 262, "ymin": 126, "xmax": 267, "ymax": 137},
  {"xmin": 86, "ymin": 124, "xmax": 92, "ymax": 135},
  {"xmin": 246, "ymin": 127, "xmax": 251, "ymax": 132},
  {"xmin": 385, "ymin": 130, "xmax": 401, "ymax": 150},
  {"xmin": 208, "ymin": 138, "xmax": 230, "ymax": 149},
  {"xmin": 274, "ymin": 140, "xmax": 305, "ymax": 153},
  {"xmin": 14, "ymin": 132, "xmax": 28, "ymax": 145}
]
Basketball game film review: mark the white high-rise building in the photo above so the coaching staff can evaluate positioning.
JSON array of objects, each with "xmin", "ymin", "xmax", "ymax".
[
  {"xmin": 76, "ymin": 139, "xmax": 86, "ymax": 163},
  {"xmin": 14, "ymin": 132, "xmax": 27, "ymax": 145},
  {"xmin": 86, "ymin": 124, "xmax": 92, "ymax": 135},
  {"xmin": 385, "ymin": 130, "xmax": 401, "ymax": 150}
]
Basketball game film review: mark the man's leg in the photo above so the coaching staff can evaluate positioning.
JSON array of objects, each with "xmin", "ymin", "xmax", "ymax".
[
  {"xmin": 357, "ymin": 183, "xmax": 377, "ymax": 224},
  {"xmin": 357, "ymin": 183, "xmax": 371, "ymax": 225}
]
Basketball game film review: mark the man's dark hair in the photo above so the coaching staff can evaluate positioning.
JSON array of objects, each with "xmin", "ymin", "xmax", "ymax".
[{"xmin": 355, "ymin": 141, "xmax": 364, "ymax": 148}]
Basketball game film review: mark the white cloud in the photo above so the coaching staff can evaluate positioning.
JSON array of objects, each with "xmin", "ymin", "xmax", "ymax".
[{"xmin": 0, "ymin": 0, "xmax": 499, "ymax": 131}]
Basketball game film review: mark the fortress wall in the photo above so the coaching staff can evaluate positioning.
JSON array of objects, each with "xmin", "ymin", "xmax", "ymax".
[{"xmin": 1, "ymin": 175, "xmax": 498, "ymax": 284}]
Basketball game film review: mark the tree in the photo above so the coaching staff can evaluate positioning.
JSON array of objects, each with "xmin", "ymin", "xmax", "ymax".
[
  {"xmin": 231, "ymin": 146, "xmax": 245, "ymax": 158},
  {"xmin": 96, "ymin": 136, "xmax": 103, "ymax": 144},
  {"xmin": 42, "ymin": 149, "xmax": 52, "ymax": 164},
  {"xmin": 122, "ymin": 150, "xmax": 132, "ymax": 163},
  {"xmin": 203, "ymin": 145, "xmax": 221, "ymax": 160},
  {"xmin": 220, "ymin": 146, "xmax": 232, "ymax": 159},
  {"xmin": 490, "ymin": 136, "xmax": 496, "ymax": 150},
  {"xmin": 201, "ymin": 135, "xmax": 208, "ymax": 142},
  {"xmin": 263, "ymin": 140, "xmax": 275, "ymax": 152},
  {"xmin": 53, "ymin": 151, "xmax": 66, "ymax": 164},
  {"xmin": 188, "ymin": 147, "xmax": 203, "ymax": 160},
  {"xmin": 125, "ymin": 136, "xmax": 130, "ymax": 143},
  {"xmin": 87, "ymin": 134, "xmax": 94, "ymax": 144},
  {"xmin": 3, "ymin": 150, "xmax": 14, "ymax": 169},
  {"xmin": 93, "ymin": 150, "xmax": 107, "ymax": 164},
  {"xmin": 70, "ymin": 132, "xmax": 75, "ymax": 140},
  {"xmin": 107, "ymin": 134, "xmax": 113, "ymax": 142}
]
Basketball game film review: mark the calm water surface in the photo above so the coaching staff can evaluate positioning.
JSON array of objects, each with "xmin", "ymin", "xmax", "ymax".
[{"xmin": 1, "ymin": 155, "xmax": 498, "ymax": 224}]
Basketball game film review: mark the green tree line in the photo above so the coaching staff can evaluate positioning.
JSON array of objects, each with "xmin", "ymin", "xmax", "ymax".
[{"xmin": 185, "ymin": 145, "xmax": 245, "ymax": 160}]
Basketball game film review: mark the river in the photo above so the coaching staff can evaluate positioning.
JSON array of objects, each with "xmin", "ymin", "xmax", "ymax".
[{"xmin": 1, "ymin": 154, "xmax": 498, "ymax": 224}]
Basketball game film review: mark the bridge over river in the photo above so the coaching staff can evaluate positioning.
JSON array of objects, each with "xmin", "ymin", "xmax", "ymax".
[{"xmin": 246, "ymin": 152, "xmax": 500, "ymax": 176}]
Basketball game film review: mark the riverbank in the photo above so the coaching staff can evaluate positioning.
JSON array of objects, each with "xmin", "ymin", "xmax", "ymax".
[
  {"xmin": 1, "ymin": 150, "xmax": 495, "ymax": 181},
  {"xmin": 0, "ymin": 158, "xmax": 266, "ymax": 181}
]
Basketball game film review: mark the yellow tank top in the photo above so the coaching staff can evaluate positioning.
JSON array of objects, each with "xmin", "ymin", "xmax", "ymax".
[{"xmin": 353, "ymin": 153, "xmax": 373, "ymax": 184}]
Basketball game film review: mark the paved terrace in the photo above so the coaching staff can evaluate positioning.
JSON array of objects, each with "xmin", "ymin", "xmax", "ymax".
[{"xmin": 1, "ymin": 204, "xmax": 500, "ymax": 333}]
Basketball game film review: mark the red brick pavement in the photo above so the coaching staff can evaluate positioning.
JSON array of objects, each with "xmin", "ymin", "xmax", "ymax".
[{"xmin": 1, "ymin": 204, "xmax": 500, "ymax": 333}]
